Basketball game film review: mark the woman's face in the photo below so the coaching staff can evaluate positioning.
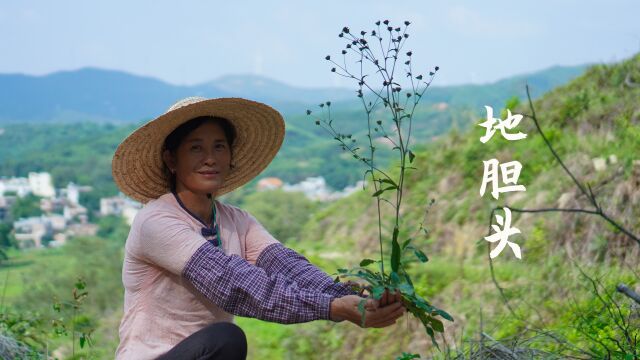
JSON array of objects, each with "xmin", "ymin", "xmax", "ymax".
[{"xmin": 164, "ymin": 121, "xmax": 232, "ymax": 196}]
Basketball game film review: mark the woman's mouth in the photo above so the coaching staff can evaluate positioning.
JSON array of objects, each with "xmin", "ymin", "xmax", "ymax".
[{"xmin": 198, "ymin": 171, "xmax": 220, "ymax": 178}]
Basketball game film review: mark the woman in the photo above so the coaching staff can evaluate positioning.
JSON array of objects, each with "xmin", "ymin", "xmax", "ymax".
[{"xmin": 112, "ymin": 97, "xmax": 405, "ymax": 360}]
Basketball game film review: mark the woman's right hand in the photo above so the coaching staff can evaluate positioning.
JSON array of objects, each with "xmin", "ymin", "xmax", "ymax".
[{"xmin": 330, "ymin": 293, "xmax": 405, "ymax": 328}]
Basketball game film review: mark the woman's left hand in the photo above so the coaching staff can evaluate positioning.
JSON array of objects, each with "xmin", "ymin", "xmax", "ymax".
[{"xmin": 378, "ymin": 288, "xmax": 402, "ymax": 308}]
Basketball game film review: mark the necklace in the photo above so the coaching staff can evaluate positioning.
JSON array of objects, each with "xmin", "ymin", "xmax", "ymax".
[
  {"xmin": 172, "ymin": 191, "xmax": 221, "ymax": 247},
  {"xmin": 209, "ymin": 196, "xmax": 222, "ymax": 247}
]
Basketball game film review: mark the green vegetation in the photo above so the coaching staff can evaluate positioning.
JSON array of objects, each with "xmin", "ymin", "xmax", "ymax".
[
  {"xmin": 0, "ymin": 215, "xmax": 127, "ymax": 358},
  {"xmin": 239, "ymin": 189, "xmax": 320, "ymax": 243},
  {"xmin": 296, "ymin": 53, "xmax": 640, "ymax": 357},
  {"xmin": 10, "ymin": 194, "xmax": 43, "ymax": 220},
  {"xmin": 0, "ymin": 52, "xmax": 638, "ymax": 358},
  {"xmin": 309, "ymin": 20, "xmax": 454, "ymax": 347}
]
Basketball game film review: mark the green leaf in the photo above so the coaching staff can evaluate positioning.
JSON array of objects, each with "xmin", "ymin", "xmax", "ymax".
[
  {"xmin": 398, "ymin": 282, "xmax": 415, "ymax": 295},
  {"xmin": 408, "ymin": 150, "xmax": 416, "ymax": 163},
  {"xmin": 80, "ymin": 334, "xmax": 86, "ymax": 349},
  {"xmin": 414, "ymin": 249, "xmax": 428, "ymax": 263},
  {"xmin": 425, "ymin": 325, "xmax": 434, "ymax": 337},
  {"xmin": 414, "ymin": 298, "xmax": 434, "ymax": 313},
  {"xmin": 430, "ymin": 317, "xmax": 444, "ymax": 332},
  {"xmin": 396, "ymin": 352, "xmax": 420, "ymax": 360},
  {"xmin": 371, "ymin": 186, "xmax": 396, "ymax": 197},
  {"xmin": 372, "ymin": 285, "xmax": 386, "ymax": 299},
  {"xmin": 436, "ymin": 308, "xmax": 454, "ymax": 322},
  {"xmin": 390, "ymin": 271, "xmax": 401, "ymax": 285},
  {"xmin": 356, "ymin": 270, "xmax": 382, "ymax": 284},
  {"xmin": 75, "ymin": 279, "xmax": 86, "ymax": 290},
  {"xmin": 379, "ymin": 178, "xmax": 398, "ymax": 188},
  {"xmin": 391, "ymin": 227, "xmax": 401, "ymax": 273},
  {"xmin": 401, "ymin": 238, "xmax": 412, "ymax": 250},
  {"xmin": 359, "ymin": 259, "xmax": 376, "ymax": 267},
  {"xmin": 426, "ymin": 326, "xmax": 440, "ymax": 350},
  {"xmin": 358, "ymin": 299, "xmax": 367, "ymax": 327}
]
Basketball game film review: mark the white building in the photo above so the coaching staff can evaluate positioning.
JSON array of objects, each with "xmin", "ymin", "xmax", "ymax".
[
  {"xmin": 63, "ymin": 203, "xmax": 88, "ymax": 222},
  {"xmin": 66, "ymin": 182, "xmax": 80, "ymax": 205},
  {"xmin": 48, "ymin": 214, "xmax": 67, "ymax": 232},
  {"xmin": 60, "ymin": 182, "xmax": 92, "ymax": 205},
  {"xmin": 0, "ymin": 177, "xmax": 31, "ymax": 197},
  {"xmin": 282, "ymin": 176, "xmax": 331, "ymax": 201},
  {"xmin": 280, "ymin": 176, "xmax": 365, "ymax": 201},
  {"xmin": 28, "ymin": 172, "xmax": 55, "ymax": 198},
  {"xmin": 14, "ymin": 216, "xmax": 54, "ymax": 248},
  {"xmin": 40, "ymin": 197, "xmax": 65, "ymax": 213},
  {"xmin": 328, "ymin": 180, "xmax": 365, "ymax": 200},
  {"xmin": 122, "ymin": 206, "xmax": 140, "ymax": 226},
  {"xmin": 100, "ymin": 195, "xmax": 142, "ymax": 225}
]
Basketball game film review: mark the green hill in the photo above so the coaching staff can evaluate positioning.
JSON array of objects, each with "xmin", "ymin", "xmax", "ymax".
[{"xmin": 266, "ymin": 53, "xmax": 640, "ymax": 358}]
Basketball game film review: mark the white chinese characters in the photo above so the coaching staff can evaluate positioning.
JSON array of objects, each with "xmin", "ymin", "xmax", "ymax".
[
  {"xmin": 479, "ymin": 106, "xmax": 527, "ymax": 259},
  {"xmin": 485, "ymin": 208, "xmax": 522, "ymax": 259},
  {"xmin": 479, "ymin": 106, "xmax": 527, "ymax": 143},
  {"xmin": 479, "ymin": 159, "xmax": 526, "ymax": 200}
]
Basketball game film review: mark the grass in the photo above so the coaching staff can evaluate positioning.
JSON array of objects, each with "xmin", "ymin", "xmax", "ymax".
[{"xmin": 0, "ymin": 247, "xmax": 69, "ymax": 307}]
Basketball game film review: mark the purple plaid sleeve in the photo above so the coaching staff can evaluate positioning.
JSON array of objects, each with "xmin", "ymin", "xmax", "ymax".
[
  {"xmin": 256, "ymin": 242, "xmax": 362, "ymax": 298},
  {"xmin": 182, "ymin": 241, "xmax": 337, "ymax": 324}
]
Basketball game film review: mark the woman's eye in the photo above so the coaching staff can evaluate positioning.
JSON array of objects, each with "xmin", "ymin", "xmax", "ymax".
[
  {"xmin": 191, "ymin": 145, "xmax": 202, "ymax": 151},
  {"xmin": 215, "ymin": 144, "xmax": 227, "ymax": 150}
]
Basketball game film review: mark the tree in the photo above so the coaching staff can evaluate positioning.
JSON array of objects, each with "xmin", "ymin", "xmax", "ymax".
[
  {"xmin": 10, "ymin": 194, "xmax": 42, "ymax": 220},
  {"xmin": 0, "ymin": 222, "xmax": 15, "ymax": 248},
  {"xmin": 241, "ymin": 190, "xmax": 319, "ymax": 243}
]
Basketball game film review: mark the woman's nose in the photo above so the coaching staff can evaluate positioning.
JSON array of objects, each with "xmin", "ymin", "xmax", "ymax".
[{"xmin": 202, "ymin": 149, "xmax": 218, "ymax": 165}]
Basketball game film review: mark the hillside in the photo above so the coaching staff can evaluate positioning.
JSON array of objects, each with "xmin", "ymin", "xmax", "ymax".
[
  {"xmin": 302, "ymin": 54, "xmax": 640, "ymax": 259},
  {"xmin": 267, "ymin": 54, "xmax": 640, "ymax": 358}
]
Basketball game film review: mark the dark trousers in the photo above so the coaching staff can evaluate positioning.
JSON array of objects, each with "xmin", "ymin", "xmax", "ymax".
[{"xmin": 156, "ymin": 322, "xmax": 247, "ymax": 360}]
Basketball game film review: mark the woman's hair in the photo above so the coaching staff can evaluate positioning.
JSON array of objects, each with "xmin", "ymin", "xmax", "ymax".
[{"xmin": 162, "ymin": 116, "xmax": 237, "ymax": 192}]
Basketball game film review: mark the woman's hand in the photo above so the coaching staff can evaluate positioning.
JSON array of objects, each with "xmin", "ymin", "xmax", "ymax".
[
  {"xmin": 330, "ymin": 293, "xmax": 405, "ymax": 328},
  {"xmin": 378, "ymin": 287, "xmax": 402, "ymax": 307}
]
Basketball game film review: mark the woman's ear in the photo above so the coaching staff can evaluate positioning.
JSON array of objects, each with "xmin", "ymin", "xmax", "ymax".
[{"xmin": 162, "ymin": 150, "xmax": 176, "ymax": 173}]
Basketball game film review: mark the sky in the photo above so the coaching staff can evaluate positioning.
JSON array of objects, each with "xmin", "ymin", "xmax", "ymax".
[{"xmin": 1, "ymin": 1, "xmax": 639, "ymax": 89}]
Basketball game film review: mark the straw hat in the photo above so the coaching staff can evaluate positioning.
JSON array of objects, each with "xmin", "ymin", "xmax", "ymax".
[{"xmin": 112, "ymin": 97, "xmax": 285, "ymax": 203}]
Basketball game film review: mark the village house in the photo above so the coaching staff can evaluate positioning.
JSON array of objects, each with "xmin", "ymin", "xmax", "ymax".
[
  {"xmin": 0, "ymin": 172, "xmax": 56, "ymax": 198},
  {"xmin": 0, "ymin": 177, "xmax": 31, "ymax": 197},
  {"xmin": 0, "ymin": 195, "xmax": 16, "ymax": 221},
  {"xmin": 279, "ymin": 176, "xmax": 364, "ymax": 201},
  {"xmin": 100, "ymin": 194, "xmax": 142, "ymax": 225},
  {"xmin": 13, "ymin": 216, "xmax": 54, "ymax": 248}
]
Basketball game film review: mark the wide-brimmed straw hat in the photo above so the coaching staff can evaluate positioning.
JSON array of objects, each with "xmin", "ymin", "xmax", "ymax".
[{"xmin": 112, "ymin": 97, "xmax": 285, "ymax": 203}]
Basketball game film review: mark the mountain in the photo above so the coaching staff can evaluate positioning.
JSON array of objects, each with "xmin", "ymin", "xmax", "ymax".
[
  {"xmin": 0, "ymin": 68, "xmax": 210, "ymax": 123},
  {"xmin": 0, "ymin": 69, "xmax": 352, "ymax": 123},
  {"xmin": 0, "ymin": 65, "xmax": 587, "ymax": 124},
  {"xmin": 194, "ymin": 74, "xmax": 354, "ymax": 107},
  {"xmin": 424, "ymin": 64, "xmax": 590, "ymax": 108}
]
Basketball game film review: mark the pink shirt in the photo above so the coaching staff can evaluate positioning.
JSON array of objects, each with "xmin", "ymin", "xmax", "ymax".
[{"xmin": 115, "ymin": 192, "xmax": 279, "ymax": 360}]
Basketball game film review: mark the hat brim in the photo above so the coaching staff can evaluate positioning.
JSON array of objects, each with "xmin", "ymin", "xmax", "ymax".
[{"xmin": 112, "ymin": 97, "xmax": 285, "ymax": 203}]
